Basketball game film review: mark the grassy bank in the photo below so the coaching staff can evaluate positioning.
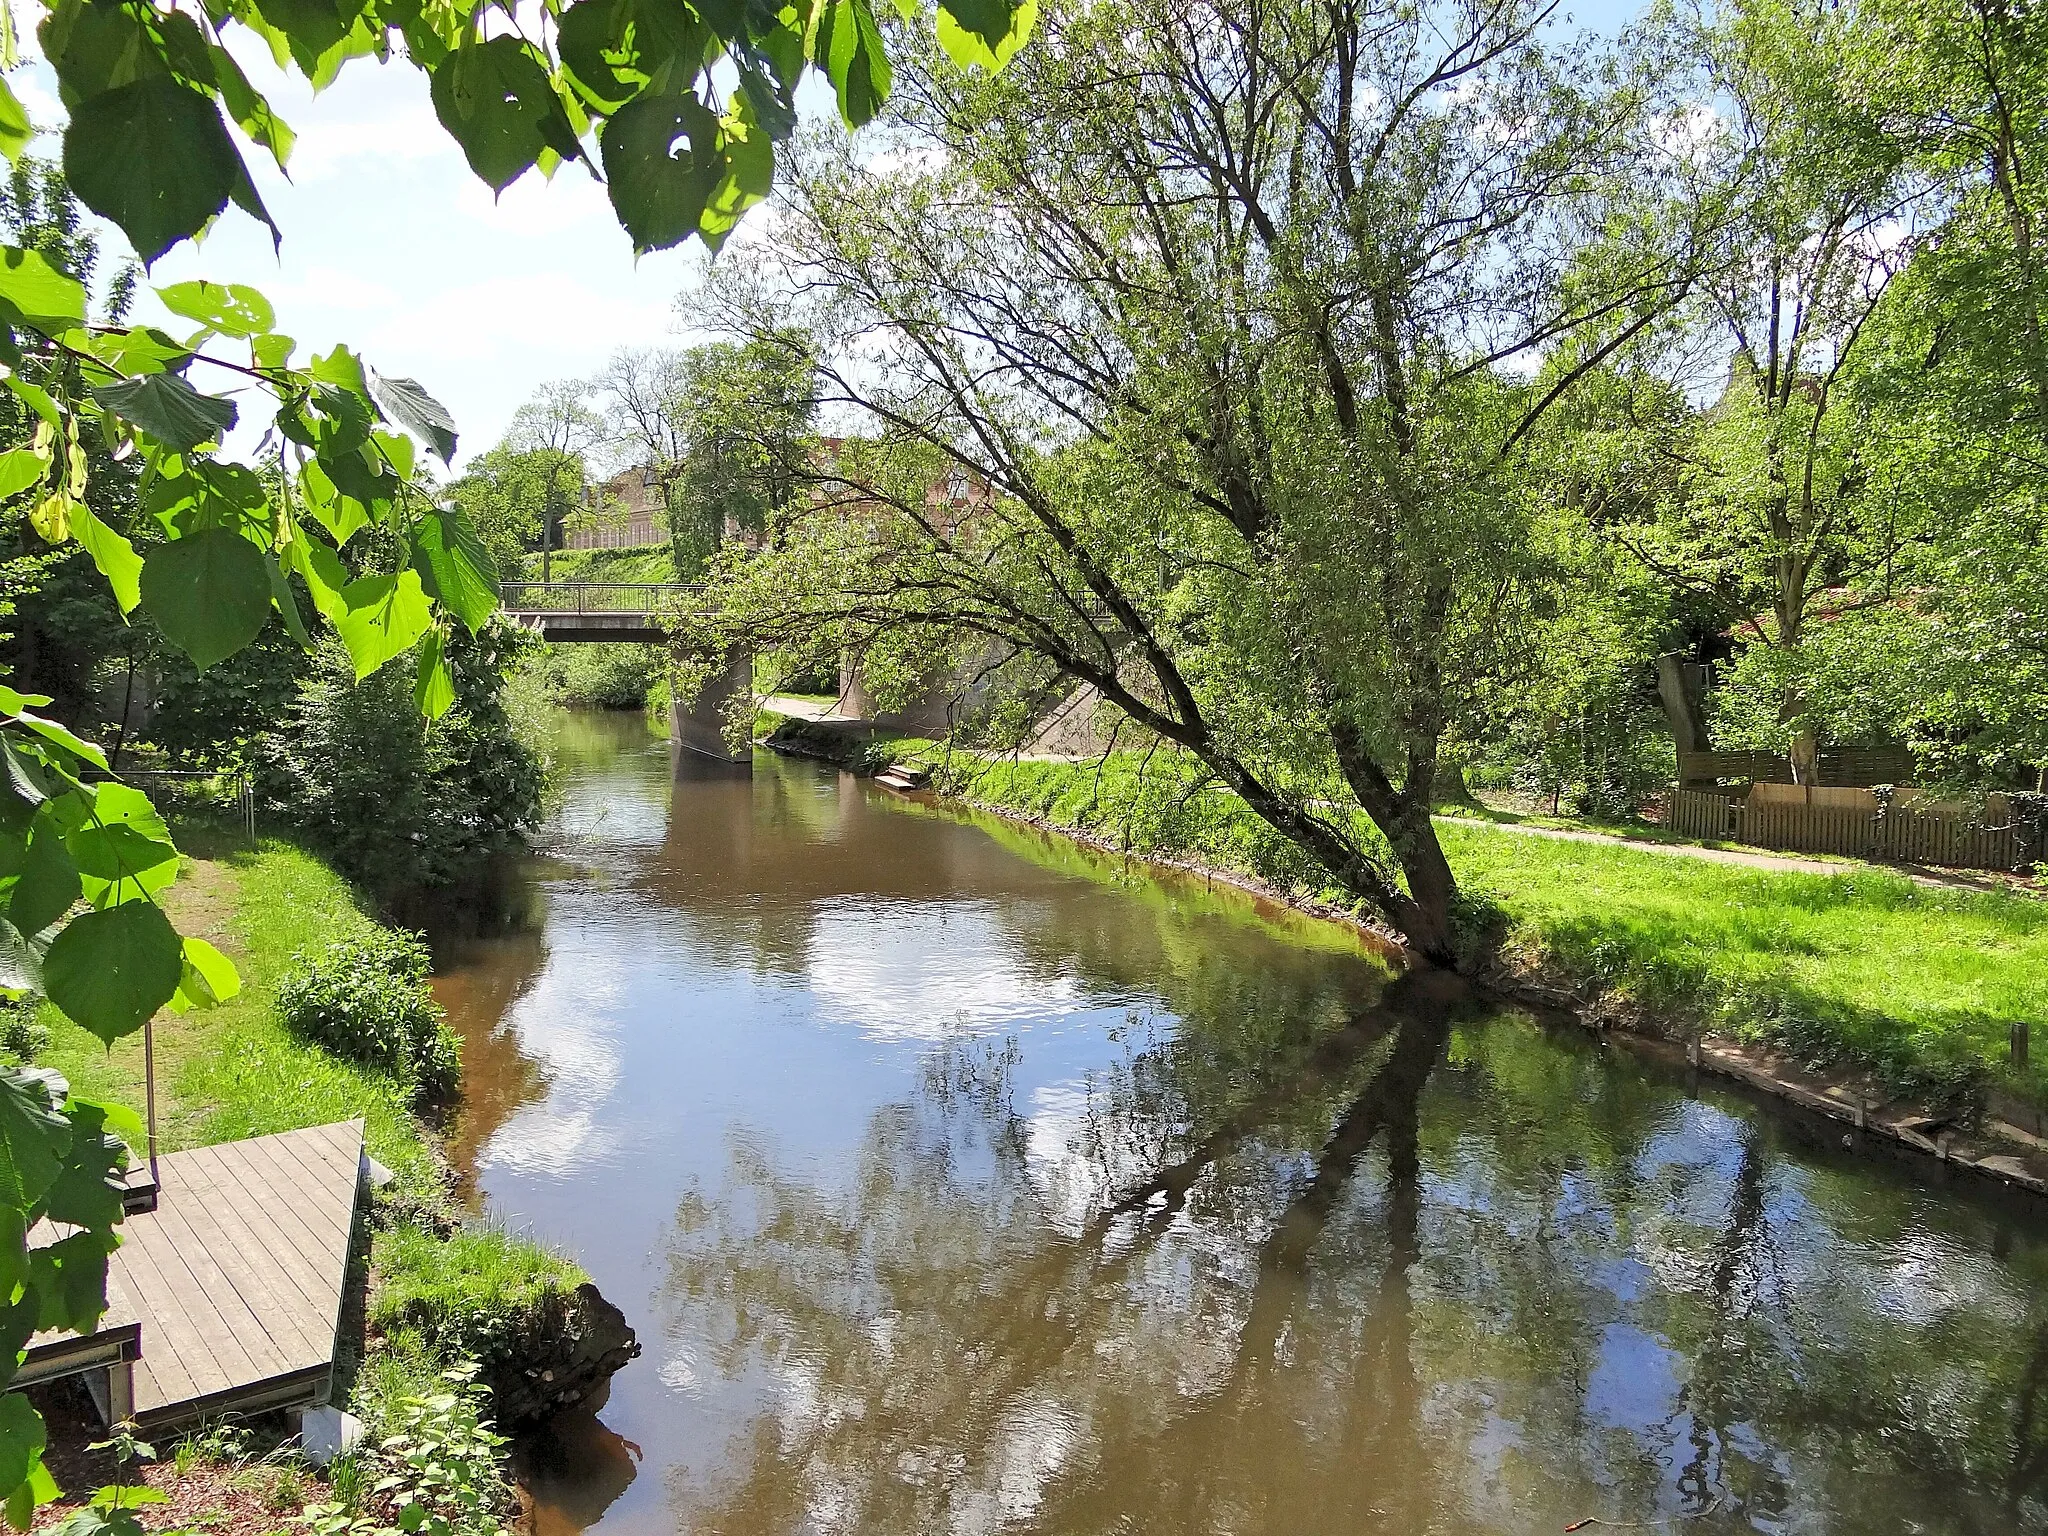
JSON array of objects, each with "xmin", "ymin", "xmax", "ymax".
[
  {"xmin": 938, "ymin": 751, "xmax": 2048, "ymax": 1114},
  {"xmin": 23, "ymin": 824, "xmax": 583, "ymax": 1525},
  {"xmin": 532, "ymin": 544, "xmax": 674, "ymax": 584}
]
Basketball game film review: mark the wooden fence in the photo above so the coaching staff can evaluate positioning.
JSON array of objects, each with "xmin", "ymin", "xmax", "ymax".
[{"xmin": 1664, "ymin": 787, "xmax": 2046, "ymax": 873}]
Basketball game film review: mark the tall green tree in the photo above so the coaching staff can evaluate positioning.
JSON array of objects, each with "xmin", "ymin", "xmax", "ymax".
[
  {"xmin": 668, "ymin": 337, "xmax": 819, "ymax": 575},
  {"xmin": 692, "ymin": 0, "xmax": 1693, "ymax": 961},
  {"xmin": 1600, "ymin": 0, "xmax": 1932, "ymax": 781}
]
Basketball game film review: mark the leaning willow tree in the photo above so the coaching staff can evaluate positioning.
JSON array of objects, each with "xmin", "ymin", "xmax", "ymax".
[{"xmin": 695, "ymin": 0, "xmax": 1702, "ymax": 962}]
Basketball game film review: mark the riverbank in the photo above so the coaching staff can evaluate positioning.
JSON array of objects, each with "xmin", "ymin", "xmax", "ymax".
[
  {"xmin": 22, "ymin": 824, "xmax": 623, "ymax": 1530},
  {"xmin": 851, "ymin": 747, "xmax": 2048, "ymax": 1164}
]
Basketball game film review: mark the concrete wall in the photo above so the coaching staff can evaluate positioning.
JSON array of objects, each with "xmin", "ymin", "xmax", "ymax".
[{"xmin": 670, "ymin": 644, "xmax": 753, "ymax": 765}]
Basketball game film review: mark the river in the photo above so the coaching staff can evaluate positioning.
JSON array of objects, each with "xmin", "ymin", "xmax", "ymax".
[{"xmin": 429, "ymin": 710, "xmax": 2048, "ymax": 1536}]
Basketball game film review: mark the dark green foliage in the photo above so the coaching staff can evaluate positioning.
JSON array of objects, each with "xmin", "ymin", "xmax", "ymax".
[
  {"xmin": 0, "ymin": 161, "xmax": 140, "ymax": 726},
  {"xmin": 530, "ymin": 644, "xmax": 661, "ymax": 709},
  {"xmin": 275, "ymin": 928, "xmax": 459, "ymax": 1103},
  {"xmin": 0, "ymin": 998, "xmax": 46, "ymax": 1061},
  {"xmin": 257, "ymin": 623, "xmax": 546, "ymax": 903},
  {"xmin": 145, "ymin": 624, "xmax": 309, "ymax": 771}
]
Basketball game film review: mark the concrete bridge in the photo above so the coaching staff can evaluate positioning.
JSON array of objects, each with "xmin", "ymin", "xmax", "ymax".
[
  {"xmin": 499, "ymin": 581, "xmax": 982, "ymax": 765},
  {"xmin": 499, "ymin": 582, "xmax": 751, "ymax": 761},
  {"xmin": 498, "ymin": 582, "xmax": 696, "ymax": 642}
]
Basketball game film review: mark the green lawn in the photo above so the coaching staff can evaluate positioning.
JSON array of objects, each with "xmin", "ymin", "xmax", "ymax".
[
  {"xmin": 941, "ymin": 751, "xmax": 2048, "ymax": 1112},
  {"xmin": 1439, "ymin": 820, "xmax": 2047, "ymax": 1106},
  {"xmin": 530, "ymin": 544, "xmax": 675, "ymax": 584},
  {"xmin": 37, "ymin": 830, "xmax": 444, "ymax": 1202}
]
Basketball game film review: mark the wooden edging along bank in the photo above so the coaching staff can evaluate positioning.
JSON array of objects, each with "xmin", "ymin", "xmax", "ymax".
[{"xmin": 786, "ymin": 739, "xmax": 2048, "ymax": 1205}]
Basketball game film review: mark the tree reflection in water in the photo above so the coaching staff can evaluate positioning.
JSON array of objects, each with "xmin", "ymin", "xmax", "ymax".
[
  {"xmin": 438, "ymin": 734, "xmax": 2048, "ymax": 1535},
  {"xmin": 649, "ymin": 961, "xmax": 2048, "ymax": 1536}
]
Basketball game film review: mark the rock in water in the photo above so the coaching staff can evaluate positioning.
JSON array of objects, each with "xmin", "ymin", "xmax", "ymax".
[{"xmin": 486, "ymin": 1282, "xmax": 641, "ymax": 1431}]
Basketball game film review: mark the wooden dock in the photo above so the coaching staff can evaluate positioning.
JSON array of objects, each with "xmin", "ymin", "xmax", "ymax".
[{"xmin": 18, "ymin": 1121, "xmax": 367, "ymax": 1428}]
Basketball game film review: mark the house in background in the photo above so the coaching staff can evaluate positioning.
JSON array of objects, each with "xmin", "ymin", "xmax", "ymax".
[{"xmin": 568, "ymin": 467, "xmax": 668, "ymax": 550}]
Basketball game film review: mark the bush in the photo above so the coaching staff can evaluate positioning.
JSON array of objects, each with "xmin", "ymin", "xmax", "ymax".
[
  {"xmin": 276, "ymin": 930, "xmax": 459, "ymax": 1103},
  {"xmin": 532, "ymin": 643, "xmax": 661, "ymax": 709},
  {"xmin": 258, "ymin": 624, "xmax": 547, "ymax": 903},
  {"xmin": 0, "ymin": 999, "xmax": 46, "ymax": 1061}
]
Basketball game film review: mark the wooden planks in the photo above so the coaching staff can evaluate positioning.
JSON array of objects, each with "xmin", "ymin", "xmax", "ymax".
[{"xmin": 112, "ymin": 1121, "xmax": 364, "ymax": 1424}]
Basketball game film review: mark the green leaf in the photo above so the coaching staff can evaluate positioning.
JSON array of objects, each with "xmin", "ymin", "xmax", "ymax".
[
  {"xmin": 66, "ymin": 821, "xmax": 179, "ymax": 898},
  {"xmin": 935, "ymin": 0, "xmax": 1026, "ymax": 56},
  {"xmin": 252, "ymin": 332, "xmax": 296, "ymax": 371},
  {"xmin": 935, "ymin": 0, "xmax": 1034, "ymax": 70},
  {"xmin": 84, "ymin": 782, "xmax": 172, "ymax": 844},
  {"xmin": 299, "ymin": 458, "xmax": 369, "ymax": 547},
  {"xmin": 0, "ymin": 1394, "xmax": 47, "ymax": 1512},
  {"xmin": 40, "ymin": 1107, "xmax": 124, "ymax": 1231},
  {"xmin": 0, "ymin": 917, "xmax": 40, "ymax": 993},
  {"xmin": 0, "ymin": 449, "xmax": 42, "ymax": 500},
  {"xmin": 266, "ymin": 551, "xmax": 313, "ymax": 647},
  {"xmin": 556, "ymin": 0, "xmax": 643, "ymax": 113},
  {"xmin": 600, "ymin": 91, "xmax": 726, "ymax": 254},
  {"xmin": 42, "ymin": 901, "xmax": 183, "ymax": 1044},
  {"xmin": 0, "ymin": 738, "xmax": 48, "ymax": 833},
  {"xmin": 411, "ymin": 507, "xmax": 499, "ymax": 633},
  {"xmin": 11, "ymin": 816, "xmax": 80, "ymax": 936},
  {"xmin": 0, "ymin": 1065, "xmax": 69, "ymax": 1210},
  {"xmin": 370, "ymin": 371, "xmax": 458, "ymax": 463},
  {"xmin": 93, "ymin": 372, "xmax": 239, "ymax": 452},
  {"xmin": 156, "ymin": 279, "xmax": 275, "ymax": 338},
  {"xmin": 429, "ymin": 36, "xmax": 583, "ymax": 193},
  {"xmin": 335, "ymin": 569, "xmax": 433, "ymax": 679},
  {"xmin": 816, "ymin": 0, "xmax": 891, "ymax": 129},
  {"xmin": 4, "ymin": 1456, "xmax": 58, "ymax": 1531},
  {"xmin": 28, "ymin": 1229, "xmax": 112, "ymax": 1333},
  {"xmin": 72, "ymin": 502, "xmax": 143, "ymax": 615},
  {"xmin": 0, "ymin": 248, "xmax": 85, "ymax": 332},
  {"xmin": 287, "ymin": 530, "xmax": 350, "ymax": 622},
  {"xmin": 170, "ymin": 935, "xmax": 240, "ymax": 1011},
  {"xmin": 413, "ymin": 630, "xmax": 455, "ymax": 720},
  {"xmin": 14, "ymin": 712, "xmax": 107, "ymax": 772},
  {"xmin": 209, "ymin": 41, "xmax": 295, "ymax": 169},
  {"xmin": 0, "ymin": 79, "xmax": 31, "ymax": 165},
  {"xmin": 309, "ymin": 344, "xmax": 369, "ymax": 394},
  {"xmin": 71, "ymin": 1096, "xmax": 145, "ymax": 1156},
  {"xmin": 140, "ymin": 528, "xmax": 271, "ymax": 671},
  {"xmin": 63, "ymin": 78, "xmax": 243, "ymax": 265}
]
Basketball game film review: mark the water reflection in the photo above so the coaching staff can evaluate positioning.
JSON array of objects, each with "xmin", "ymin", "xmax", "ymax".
[{"xmin": 440, "ymin": 713, "xmax": 2048, "ymax": 1535}]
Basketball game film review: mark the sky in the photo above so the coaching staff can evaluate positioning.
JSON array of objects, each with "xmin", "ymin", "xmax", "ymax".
[
  {"xmin": 19, "ymin": 47, "xmax": 726, "ymax": 470},
  {"xmin": 17, "ymin": 0, "xmax": 1645, "ymax": 471}
]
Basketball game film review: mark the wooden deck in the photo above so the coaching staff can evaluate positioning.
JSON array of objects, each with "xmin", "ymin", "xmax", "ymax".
[{"xmin": 20, "ymin": 1121, "xmax": 366, "ymax": 1427}]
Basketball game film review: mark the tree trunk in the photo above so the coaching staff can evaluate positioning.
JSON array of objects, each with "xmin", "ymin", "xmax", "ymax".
[{"xmin": 1383, "ymin": 802, "xmax": 1460, "ymax": 968}]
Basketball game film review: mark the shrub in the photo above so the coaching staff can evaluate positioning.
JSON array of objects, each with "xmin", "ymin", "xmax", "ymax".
[
  {"xmin": 257, "ymin": 625, "xmax": 547, "ymax": 903},
  {"xmin": 276, "ymin": 930, "xmax": 459, "ymax": 1103},
  {"xmin": 0, "ymin": 999, "xmax": 46, "ymax": 1061},
  {"xmin": 538, "ymin": 644, "xmax": 662, "ymax": 709},
  {"xmin": 309, "ymin": 1363, "xmax": 513, "ymax": 1536}
]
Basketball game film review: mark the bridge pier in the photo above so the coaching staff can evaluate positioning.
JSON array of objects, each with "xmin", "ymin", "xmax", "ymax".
[
  {"xmin": 671, "ymin": 643, "xmax": 754, "ymax": 765},
  {"xmin": 837, "ymin": 651, "xmax": 963, "ymax": 736}
]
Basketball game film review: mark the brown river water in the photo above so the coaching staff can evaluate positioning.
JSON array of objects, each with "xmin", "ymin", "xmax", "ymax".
[{"xmin": 429, "ymin": 709, "xmax": 2048, "ymax": 1536}]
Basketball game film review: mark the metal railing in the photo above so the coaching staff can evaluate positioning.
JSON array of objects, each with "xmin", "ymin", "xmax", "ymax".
[{"xmin": 497, "ymin": 582, "xmax": 701, "ymax": 615}]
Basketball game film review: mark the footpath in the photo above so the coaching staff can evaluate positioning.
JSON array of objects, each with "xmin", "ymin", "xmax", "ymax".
[{"xmin": 1431, "ymin": 811, "xmax": 2027, "ymax": 896}]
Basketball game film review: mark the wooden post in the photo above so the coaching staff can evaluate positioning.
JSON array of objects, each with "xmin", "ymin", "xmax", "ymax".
[{"xmin": 2014, "ymin": 1020, "xmax": 2031, "ymax": 1072}]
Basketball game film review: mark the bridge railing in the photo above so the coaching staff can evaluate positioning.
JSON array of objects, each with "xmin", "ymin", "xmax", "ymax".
[{"xmin": 498, "ymin": 582, "xmax": 701, "ymax": 615}]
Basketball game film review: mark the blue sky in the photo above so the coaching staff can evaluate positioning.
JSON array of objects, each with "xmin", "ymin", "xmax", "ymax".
[{"xmin": 19, "ymin": 0, "xmax": 1646, "ymax": 469}]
